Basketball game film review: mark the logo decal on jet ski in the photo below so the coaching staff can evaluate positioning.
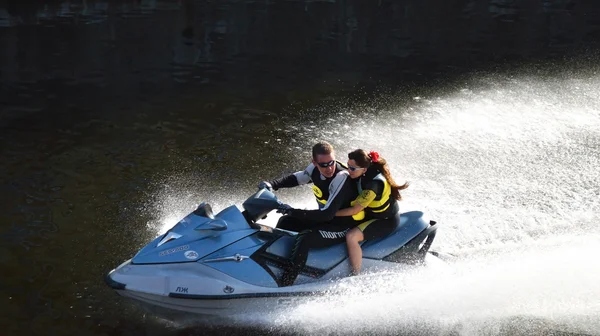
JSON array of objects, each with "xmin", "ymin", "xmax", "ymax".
[
  {"xmin": 184, "ymin": 250, "xmax": 199, "ymax": 259},
  {"xmin": 318, "ymin": 229, "xmax": 350, "ymax": 239},
  {"xmin": 223, "ymin": 286, "xmax": 234, "ymax": 294},
  {"xmin": 278, "ymin": 297, "xmax": 301, "ymax": 306},
  {"xmin": 158, "ymin": 244, "xmax": 189, "ymax": 256}
]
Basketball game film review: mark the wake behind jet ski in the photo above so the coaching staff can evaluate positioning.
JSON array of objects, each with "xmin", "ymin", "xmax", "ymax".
[{"xmin": 104, "ymin": 189, "xmax": 446, "ymax": 318}]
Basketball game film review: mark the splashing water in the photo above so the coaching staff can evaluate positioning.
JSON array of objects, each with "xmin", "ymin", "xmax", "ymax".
[
  {"xmin": 143, "ymin": 173, "xmax": 319, "ymax": 236},
  {"xmin": 307, "ymin": 72, "xmax": 600, "ymax": 253},
  {"xmin": 270, "ymin": 236, "xmax": 600, "ymax": 335},
  {"xmin": 145, "ymin": 68, "xmax": 600, "ymax": 335},
  {"xmin": 266, "ymin": 71, "xmax": 600, "ymax": 335}
]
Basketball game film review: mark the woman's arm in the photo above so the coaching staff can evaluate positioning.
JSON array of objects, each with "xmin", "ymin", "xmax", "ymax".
[
  {"xmin": 335, "ymin": 189, "xmax": 377, "ymax": 217},
  {"xmin": 335, "ymin": 202, "xmax": 366, "ymax": 216}
]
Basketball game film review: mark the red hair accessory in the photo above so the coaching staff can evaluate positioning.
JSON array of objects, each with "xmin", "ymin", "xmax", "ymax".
[{"xmin": 369, "ymin": 151, "xmax": 380, "ymax": 163}]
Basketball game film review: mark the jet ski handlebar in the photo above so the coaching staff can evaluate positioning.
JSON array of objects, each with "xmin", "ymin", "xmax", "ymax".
[{"xmin": 242, "ymin": 188, "xmax": 282, "ymax": 223}]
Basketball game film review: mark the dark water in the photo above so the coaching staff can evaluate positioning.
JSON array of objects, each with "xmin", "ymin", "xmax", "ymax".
[{"xmin": 1, "ymin": 0, "xmax": 600, "ymax": 335}]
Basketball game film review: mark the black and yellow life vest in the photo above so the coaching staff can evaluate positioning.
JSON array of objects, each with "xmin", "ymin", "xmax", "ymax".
[
  {"xmin": 351, "ymin": 170, "xmax": 397, "ymax": 220},
  {"xmin": 310, "ymin": 161, "xmax": 347, "ymax": 209}
]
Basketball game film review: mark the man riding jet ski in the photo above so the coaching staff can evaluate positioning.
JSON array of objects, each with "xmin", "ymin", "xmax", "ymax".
[
  {"xmin": 260, "ymin": 145, "xmax": 414, "ymax": 286},
  {"xmin": 258, "ymin": 141, "xmax": 350, "ymax": 233}
]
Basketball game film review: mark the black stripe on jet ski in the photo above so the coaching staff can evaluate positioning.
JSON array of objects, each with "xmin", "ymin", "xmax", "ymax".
[
  {"xmin": 104, "ymin": 273, "xmax": 126, "ymax": 290},
  {"xmin": 261, "ymin": 253, "xmax": 327, "ymax": 278},
  {"xmin": 251, "ymin": 232, "xmax": 285, "ymax": 286},
  {"xmin": 250, "ymin": 233, "xmax": 328, "ymax": 286},
  {"xmin": 251, "ymin": 231, "xmax": 394, "ymax": 286},
  {"xmin": 382, "ymin": 222, "xmax": 438, "ymax": 263},
  {"xmin": 168, "ymin": 291, "xmax": 328, "ymax": 300}
]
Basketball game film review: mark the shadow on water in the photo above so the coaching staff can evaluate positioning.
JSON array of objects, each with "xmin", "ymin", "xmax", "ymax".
[{"xmin": 1, "ymin": 1, "xmax": 600, "ymax": 335}]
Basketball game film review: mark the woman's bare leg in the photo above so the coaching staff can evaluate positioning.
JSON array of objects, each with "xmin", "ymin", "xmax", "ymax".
[{"xmin": 346, "ymin": 227, "xmax": 365, "ymax": 275}]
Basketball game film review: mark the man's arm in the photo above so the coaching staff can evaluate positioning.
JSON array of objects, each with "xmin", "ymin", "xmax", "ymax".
[
  {"xmin": 288, "ymin": 171, "xmax": 351, "ymax": 222},
  {"xmin": 269, "ymin": 163, "xmax": 314, "ymax": 190}
]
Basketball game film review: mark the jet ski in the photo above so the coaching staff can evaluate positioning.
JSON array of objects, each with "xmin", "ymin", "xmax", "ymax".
[{"xmin": 105, "ymin": 189, "xmax": 446, "ymax": 318}]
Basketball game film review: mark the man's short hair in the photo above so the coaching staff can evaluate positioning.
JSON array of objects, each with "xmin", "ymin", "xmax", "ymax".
[{"xmin": 312, "ymin": 141, "xmax": 334, "ymax": 159}]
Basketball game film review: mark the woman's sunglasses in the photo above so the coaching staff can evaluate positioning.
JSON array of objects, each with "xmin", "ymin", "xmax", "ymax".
[{"xmin": 348, "ymin": 166, "xmax": 366, "ymax": 172}]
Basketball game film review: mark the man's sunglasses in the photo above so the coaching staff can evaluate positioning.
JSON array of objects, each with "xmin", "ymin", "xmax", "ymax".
[
  {"xmin": 316, "ymin": 160, "xmax": 335, "ymax": 168},
  {"xmin": 348, "ymin": 166, "xmax": 366, "ymax": 172}
]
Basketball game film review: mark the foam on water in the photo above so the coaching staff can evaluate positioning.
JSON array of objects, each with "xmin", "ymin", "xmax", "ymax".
[
  {"xmin": 309, "ymin": 72, "xmax": 600, "ymax": 252},
  {"xmin": 268, "ymin": 236, "xmax": 600, "ymax": 335},
  {"xmin": 265, "ymin": 71, "xmax": 600, "ymax": 334}
]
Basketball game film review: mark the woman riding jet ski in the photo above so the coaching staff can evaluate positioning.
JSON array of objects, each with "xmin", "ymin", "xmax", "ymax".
[{"xmin": 275, "ymin": 149, "xmax": 410, "ymax": 286}]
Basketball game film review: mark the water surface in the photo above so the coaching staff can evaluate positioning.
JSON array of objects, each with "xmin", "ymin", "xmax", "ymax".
[{"xmin": 1, "ymin": 1, "xmax": 600, "ymax": 335}]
